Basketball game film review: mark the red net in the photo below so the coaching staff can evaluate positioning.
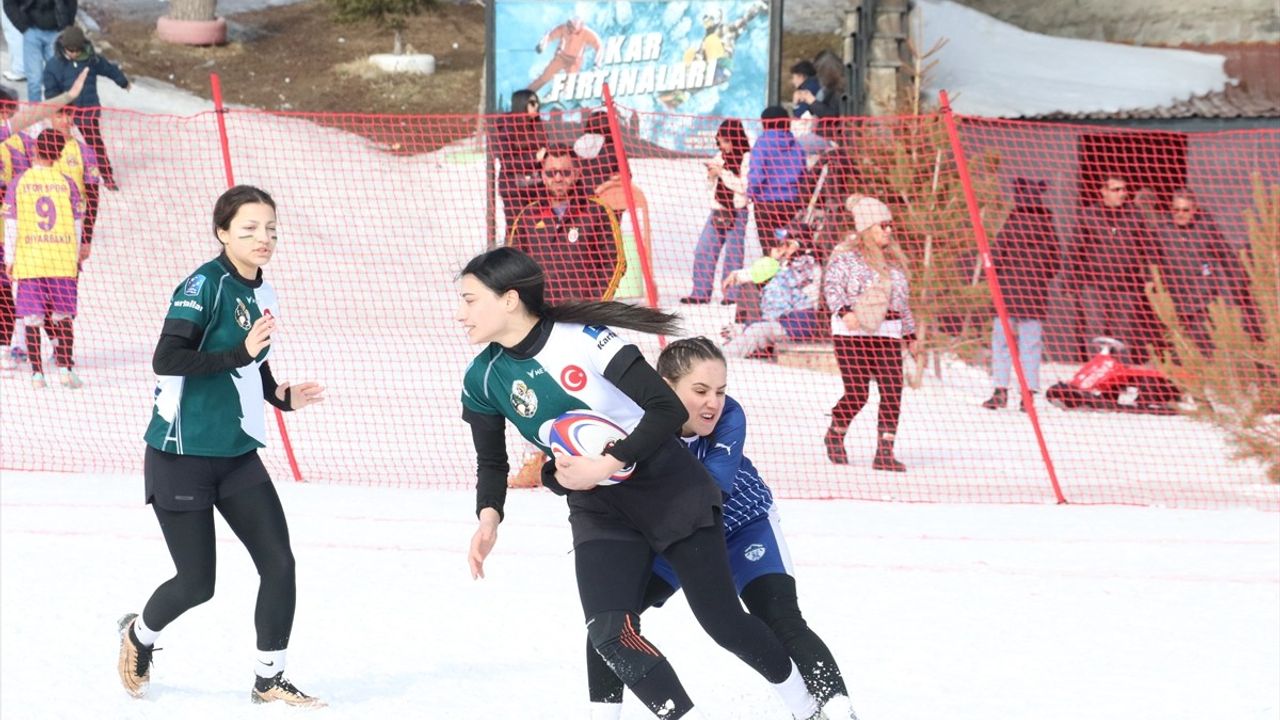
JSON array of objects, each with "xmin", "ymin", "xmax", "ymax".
[{"xmin": 1, "ymin": 97, "xmax": 1276, "ymax": 509}]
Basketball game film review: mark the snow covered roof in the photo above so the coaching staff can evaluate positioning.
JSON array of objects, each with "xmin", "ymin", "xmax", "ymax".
[{"xmin": 911, "ymin": 0, "xmax": 1271, "ymax": 120}]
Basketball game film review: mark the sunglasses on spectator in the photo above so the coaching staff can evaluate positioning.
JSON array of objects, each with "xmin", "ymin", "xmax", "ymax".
[
  {"xmin": 527, "ymin": 98, "xmax": 540, "ymax": 107},
  {"xmin": 1172, "ymin": 206, "xmax": 1194, "ymax": 213},
  {"xmin": 543, "ymin": 169, "xmax": 574, "ymax": 177}
]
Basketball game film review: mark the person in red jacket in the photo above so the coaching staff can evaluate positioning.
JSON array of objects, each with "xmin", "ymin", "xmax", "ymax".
[{"xmin": 506, "ymin": 145, "xmax": 625, "ymax": 303}]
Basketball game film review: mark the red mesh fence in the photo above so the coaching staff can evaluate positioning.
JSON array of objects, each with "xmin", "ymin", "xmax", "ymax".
[{"xmin": 1, "ymin": 92, "xmax": 1276, "ymax": 509}]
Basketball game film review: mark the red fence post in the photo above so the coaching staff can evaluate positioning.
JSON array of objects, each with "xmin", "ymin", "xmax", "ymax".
[
  {"xmin": 209, "ymin": 73, "xmax": 306, "ymax": 483},
  {"xmin": 601, "ymin": 85, "xmax": 666, "ymax": 343},
  {"xmin": 938, "ymin": 91, "xmax": 1067, "ymax": 504}
]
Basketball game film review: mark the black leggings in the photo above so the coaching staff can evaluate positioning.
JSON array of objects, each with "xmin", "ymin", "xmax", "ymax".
[
  {"xmin": 587, "ymin": 573, "xmax": 849, "ymax": 706},
  {"xmin": 576, "ymin": 519, "xmax": 795, "ymax": 717},
  {"xmin": 77, "ymin": 112, "xmax": 116, "ymax": 183},
  {"xmin": 142, "ymin": 481, "xmax": 296, "ymax": 651},
  {"xmin": 661, "ymin": 525, "xmax": 794, "ymax": 682},
  {"xmin": 832, "ymin": 334, "xmax": 904, "ymax": 436}
]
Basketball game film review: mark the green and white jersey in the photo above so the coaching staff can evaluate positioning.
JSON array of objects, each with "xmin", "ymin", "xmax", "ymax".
[
  {"xmin": 461, "ymin": 322, "xmax": 643, "ymax": 452},
  {"xmin": 144, "ymin": 255, "xmax": 279, "ymax": 457}
]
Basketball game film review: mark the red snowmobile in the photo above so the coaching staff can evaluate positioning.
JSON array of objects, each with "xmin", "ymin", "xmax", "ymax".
[{"xmin": 1046, "ymin": 338, "xmax": 1182, "ymax": 415}]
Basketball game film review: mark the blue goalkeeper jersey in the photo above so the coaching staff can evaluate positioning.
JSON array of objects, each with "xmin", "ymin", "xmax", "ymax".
[{"xmin": 682, "ymin": 395, "xmax": 773, "ymax": 534}]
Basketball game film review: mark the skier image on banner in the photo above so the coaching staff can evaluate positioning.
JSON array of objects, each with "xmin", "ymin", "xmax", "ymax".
[
  {"xmin": 661, "ymin": 0, "xmax": 769, "ymax": 109},
  {"xmin": 528, "ymin": 17, "xmax": 602, "ymax": 94}
]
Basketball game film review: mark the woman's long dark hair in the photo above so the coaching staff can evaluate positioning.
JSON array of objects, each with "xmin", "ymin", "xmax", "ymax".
[
  {"xmin": 715, "ymin": 118, "xmax": 750, "ymax": 175},
  {"xmin": 461, "ymin": 247, "xmax": 682, "ymax": 335},
  {"xmin": 510, "ymin": 89, "xmax": 538, "ymax": 114}
]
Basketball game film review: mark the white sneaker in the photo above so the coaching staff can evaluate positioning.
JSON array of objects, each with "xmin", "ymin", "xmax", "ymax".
[
  {"xmin": 31, "ymin": 372, "xmax": 46, "ymax": 389},
  {"xmin": 60, "ymin": 368, "xmax": 84, "ymax": 389},
  {"xmin": 2, "ymin": 71, "xmax": 25, "ymax": 82},
  {"xmin": 0, "ymin": 351, "xmax": 13, "ymax": 371}
]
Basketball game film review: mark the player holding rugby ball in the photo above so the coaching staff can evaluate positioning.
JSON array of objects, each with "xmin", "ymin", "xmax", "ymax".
[{"xmin": 457, "ymin": 247, "xmax": 822, "ymax": 720}]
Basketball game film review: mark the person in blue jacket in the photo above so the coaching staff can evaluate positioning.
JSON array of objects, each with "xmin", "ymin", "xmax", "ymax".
[
  {"xmin": 748, "ymin": 105, "xmax": 806, "ymax": 248},
  {"xmin": 789, "ymin": 60, "xmax": 821, "ymax": 117},
  {"xmin": 43, "ymin": 25, "xmax": 127, "ymax": 189},
  {"xmin": 583, "ymin": 336, "xmax": 863, "ymax": 720}
]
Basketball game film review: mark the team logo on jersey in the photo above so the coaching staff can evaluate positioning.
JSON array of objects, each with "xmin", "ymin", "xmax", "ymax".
[
  {"xmin": 561, "ymin": 365, "xmax": 587, "ymax": 391},
  {"xmin": 743, "ymin": 543, "xmax": 767, "ymax": 562},
  {"xmin": 510, "ymin": 380, "xmax": 538, "ymax": 418},
  {"xmin": 234, "ymin": 298, "xmax": 252, "ymax": 330},
  {"xmin": 183, "ymin": 275, "xmax": 206, "ymax": 296},
  {"xmin": 567, "ymin": 227, "xmax": 580, "ymax": 244}
]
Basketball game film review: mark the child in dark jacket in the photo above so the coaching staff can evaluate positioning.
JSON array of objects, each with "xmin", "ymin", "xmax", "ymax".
[{"xmin": 42, "ymin": 25, "xmax": 127, "ymax": 189}]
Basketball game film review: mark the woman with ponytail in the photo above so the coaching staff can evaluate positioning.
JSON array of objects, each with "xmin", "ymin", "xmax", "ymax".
[
  {"xmin": 583, "ymin": 337, "xmax": 863, "ymax": 720},
  {"xmin": 457, "ymin": 247, "xmax": 821, "ymax": 720}
]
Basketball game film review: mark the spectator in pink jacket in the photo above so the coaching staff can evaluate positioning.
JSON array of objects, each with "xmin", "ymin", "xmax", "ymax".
[{"xmin": 821, "ymin": 197, "xmax": 916, "ymax": 471}]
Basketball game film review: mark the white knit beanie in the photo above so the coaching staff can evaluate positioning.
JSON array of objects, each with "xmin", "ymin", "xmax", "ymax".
[{"xmin": 846, "ymin": 196, "xmax": 892, "ymax": 233}]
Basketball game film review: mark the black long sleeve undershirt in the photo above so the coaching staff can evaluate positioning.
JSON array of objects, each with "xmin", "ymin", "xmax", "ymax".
[
  {"xmin": 152, "ymin": 318, "xmax": 292, "ymax": 411},
  {"xmin": 598, "ymin": 345, "xmax": 688, "ymax": 465},
  {"xmin": 464, "ymin": 408, "xmax": 509, "ymax": 521}
]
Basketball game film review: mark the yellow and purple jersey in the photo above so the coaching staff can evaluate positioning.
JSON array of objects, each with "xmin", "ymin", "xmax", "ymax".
[
  {"xmin": 3, "ymin": 165, "xmax": 85, "ymax": 280},
  {"xmin": 0, "ymin": 127, "xmax": 35, "ymax": 190},
  {"xmin": 54, "ymin": 135, "xmax": 101, "ymax": 197}
]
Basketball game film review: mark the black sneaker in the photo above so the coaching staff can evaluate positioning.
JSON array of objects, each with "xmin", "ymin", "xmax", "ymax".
[
  {"xmin": 982, "ymin": 388, "xmax": 1008, "ymax": 410},
  {"xmin": 824, "ymin": 427, "xmax": 849, "ymax": 465},
  {"xmin": 117, "ymin": 613, "xmax": 157, "ymax": 698},
  {"xmin": 872, "ymin": 436, "xmax": 907, "ymax": 472},
  {"xmin": 1020, "ymin": 391, "xmax": 1037, "ymax": 413},
  {"xmin": 252, "ymin": 672, "xmax": 326, "ymax": 707}
]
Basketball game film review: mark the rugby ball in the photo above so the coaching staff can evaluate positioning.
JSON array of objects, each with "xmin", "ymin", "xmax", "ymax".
[{"xmin": 547, "ymin": 410, "xmax": 635, "ymax": 485}]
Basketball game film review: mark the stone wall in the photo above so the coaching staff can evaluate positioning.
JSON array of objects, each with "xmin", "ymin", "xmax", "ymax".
[{"xmin": 784, "ymin": 0, "xmax": 850, "ymax": 34}]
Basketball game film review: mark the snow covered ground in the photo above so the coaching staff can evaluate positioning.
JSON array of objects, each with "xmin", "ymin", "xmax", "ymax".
[
  {"xmin": 913, "ymin": 0, "xmax": 1230, "ymax": 117},
  {"xmin": 2, "ymin": 470, "xmax": 1277, "ymax": 720}
]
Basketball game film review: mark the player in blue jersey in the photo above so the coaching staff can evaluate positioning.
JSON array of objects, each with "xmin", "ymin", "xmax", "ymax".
[
  {"xmin": 116, "ymin": 186, "xmax": 326, "ymax": 707},
  {"xmin": 460, "ymin": 247, "xmax": 822, "ymax": 720},
  {"xmin": 583, "ymin": 336, "xmax": 862, "ymax": 720}
]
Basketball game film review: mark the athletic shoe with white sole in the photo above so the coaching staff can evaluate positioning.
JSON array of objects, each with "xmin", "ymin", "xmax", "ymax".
[
  {"xmin": 117, "ymin": 614, "xmax": 157, "ymax": 698},
  {"xmin": 251, "ymin": 672, "xmax": 326, "ymax": 708},
  {"xmin": 59, "ymin": 367, "xmax": 84, "ymax": 388}
]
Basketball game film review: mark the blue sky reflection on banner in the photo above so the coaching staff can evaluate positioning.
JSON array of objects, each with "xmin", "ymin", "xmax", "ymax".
[{"xmin": 493, "ymin": 0, "xmax": 773, "ymax": 153}]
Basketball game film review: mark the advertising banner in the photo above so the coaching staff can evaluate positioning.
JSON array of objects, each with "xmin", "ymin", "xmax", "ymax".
[{"xmin": 489, "ymin": 0, "xmax": 780, "ymax": 153}]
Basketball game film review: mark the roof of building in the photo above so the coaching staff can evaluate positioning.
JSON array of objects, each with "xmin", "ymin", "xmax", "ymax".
[
  {"xmin": 917, "ymin": 0, "xmax": 1280, "ymax": 121},
  {"xmin": 1029, "ymin": 43, "xmax": 1280, "ymax": 120}
]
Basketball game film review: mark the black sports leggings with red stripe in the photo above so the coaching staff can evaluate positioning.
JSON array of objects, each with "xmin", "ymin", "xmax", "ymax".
[{"xmin": 575, "ymin": 518, "xmax": 794, "ymax": 718}]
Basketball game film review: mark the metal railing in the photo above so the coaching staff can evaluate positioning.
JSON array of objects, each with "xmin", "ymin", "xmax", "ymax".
[{"xmin": 843, "ymin": 0, "xmax": 877, "ymax": 116}]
